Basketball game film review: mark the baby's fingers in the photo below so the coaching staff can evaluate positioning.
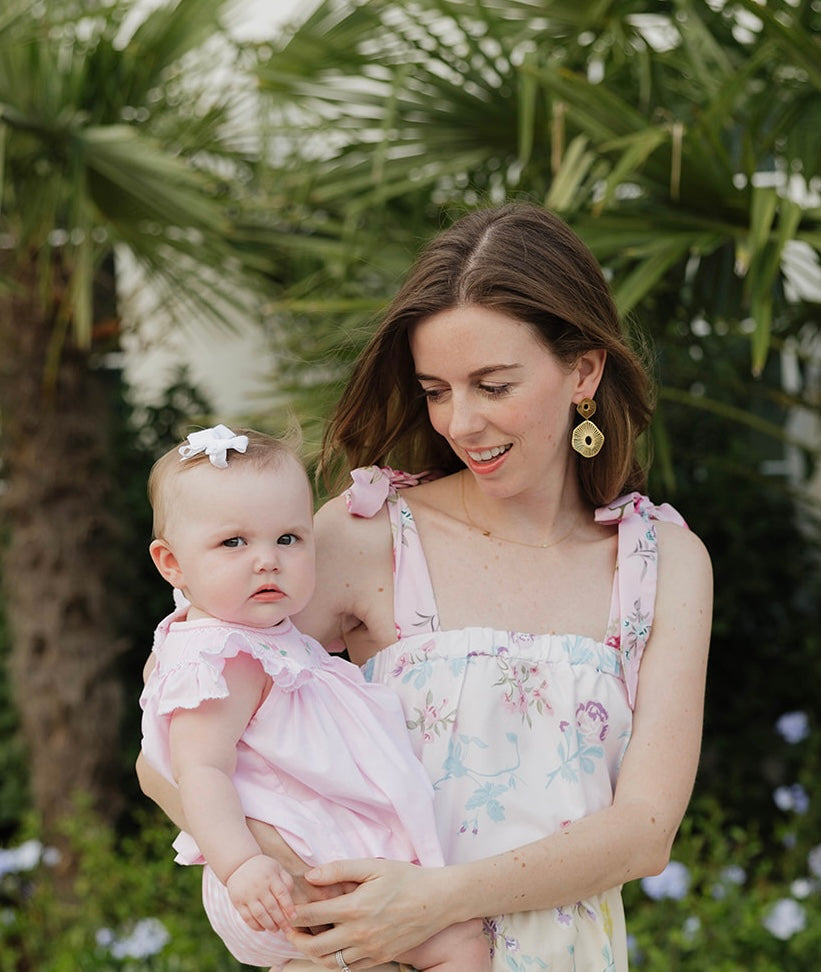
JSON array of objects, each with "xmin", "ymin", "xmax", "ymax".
[{"xmin": 236, "ymin": 901, "xmax": 269, "ymax": 932}]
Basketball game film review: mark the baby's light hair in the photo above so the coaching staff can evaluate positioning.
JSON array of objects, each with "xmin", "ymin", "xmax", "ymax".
[{"xmin": 148, "ymin": 426, "xmax": 306, "ymax": 539}]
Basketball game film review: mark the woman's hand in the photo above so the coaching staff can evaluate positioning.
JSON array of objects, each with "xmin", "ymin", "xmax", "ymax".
[{"xmin": 288, "ymin": 859, "xmax": 455, "ymax": 968}]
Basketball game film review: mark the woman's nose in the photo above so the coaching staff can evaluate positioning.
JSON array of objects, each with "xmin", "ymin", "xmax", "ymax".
[{"xmin": 447, "ymin": 394, "xmax": 484, "ymax": 440}]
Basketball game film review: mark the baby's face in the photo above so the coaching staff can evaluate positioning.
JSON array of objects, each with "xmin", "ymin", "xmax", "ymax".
[{"xmin": 161, "ymin": 457, "xmax": 316, "ymax": 628}]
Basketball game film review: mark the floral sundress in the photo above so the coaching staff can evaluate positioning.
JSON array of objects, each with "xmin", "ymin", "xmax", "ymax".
[{"xmin": 346, "ymin": 466, "xmax": 687, "ymax": 972}]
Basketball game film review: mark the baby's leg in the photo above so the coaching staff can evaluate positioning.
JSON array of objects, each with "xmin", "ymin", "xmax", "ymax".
[{"xmin": 398, "ymin": 918, "xmax": 490, "ymax": 972}]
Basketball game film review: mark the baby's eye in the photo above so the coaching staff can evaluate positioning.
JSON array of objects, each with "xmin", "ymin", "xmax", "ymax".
[
  {"xmin": 277, "ymin": 533, "xmax": 299, "ymax": 546},
  {"xmin": 222, "ymin": 537, "xmax": 247, "ymax": 548}
]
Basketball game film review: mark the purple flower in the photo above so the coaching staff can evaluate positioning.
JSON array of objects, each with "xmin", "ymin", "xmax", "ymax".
[
  {"xmin": 640, "ymin": 860, "xmax": 690, "ymax": 900},
  {"xmin": 575, "ymin": 700, "xmax": 609, "ymax": 742},
  {"xmin": 775, "ymin": 711, "xmax": 810, "ymax": 744}
]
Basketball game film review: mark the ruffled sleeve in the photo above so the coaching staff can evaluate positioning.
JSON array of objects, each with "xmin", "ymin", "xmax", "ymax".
[
  {"xmin": 145, "ymin": 623, "xmax": 315, "ymax": 717},
  {"xmin": 595, "ymin": 492, "xmax": 688, "ymax": 709}
]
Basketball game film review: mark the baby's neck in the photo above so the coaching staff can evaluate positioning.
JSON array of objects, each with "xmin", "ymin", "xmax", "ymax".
[{"xmin": 182, "ymin": 602, "xmax": 291, "ymax": 630}]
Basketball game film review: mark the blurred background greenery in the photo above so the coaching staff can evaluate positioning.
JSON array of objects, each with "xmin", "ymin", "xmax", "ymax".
[{"xmin": 0, "ymin": 0, "xmax": 819, "ymax": 968}]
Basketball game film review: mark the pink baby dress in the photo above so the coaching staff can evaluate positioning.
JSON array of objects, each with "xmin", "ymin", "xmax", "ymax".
[
  {"xmin": 140, "ymin": 609, "xmax": 444, "ymax": 969},
  {"xmin": 345, "ymin": 466, "xmax": 688, "ymax": 972}
]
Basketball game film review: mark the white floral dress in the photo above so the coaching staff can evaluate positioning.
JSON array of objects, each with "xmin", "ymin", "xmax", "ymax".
[{"xmin": 346, "ymin": 467, "xmax": 688, "ymax": 972}]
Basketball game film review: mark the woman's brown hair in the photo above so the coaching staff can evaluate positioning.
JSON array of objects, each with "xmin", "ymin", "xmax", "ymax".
[{"xmin": 320, "ymin": 203, "xmax": 654, "ymax": 506}]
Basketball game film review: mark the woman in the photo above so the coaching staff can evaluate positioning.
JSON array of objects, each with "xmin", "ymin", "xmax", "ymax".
[{"xmin": 138, "ymin": 202, "xmax": 712, "ymax": 972}]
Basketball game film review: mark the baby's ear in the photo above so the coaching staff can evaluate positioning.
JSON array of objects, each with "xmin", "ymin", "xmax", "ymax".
[{"xmin": 149, "ymin": 539, "xmax": 184, "ymax": 588}]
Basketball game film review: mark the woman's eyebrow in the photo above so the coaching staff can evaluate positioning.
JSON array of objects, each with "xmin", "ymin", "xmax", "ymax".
[{"xmin": 415, "ymin": 363, "xmax": 524, "ymax": 381}]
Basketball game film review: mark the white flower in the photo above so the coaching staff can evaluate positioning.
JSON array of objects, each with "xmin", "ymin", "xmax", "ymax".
[
  {"xmin": 773, "ymin": 783, "xmax": 810, "ymax": 815},
  {"xmin": 711, "ymin": 864, "xmax": 746, "ymax": 899},
  {"xmin": 682, "ymin": 915, "xmax": 701, "ymax": 941},
  {"xmin": 0, "ymin": 839, "xmax": 43, "ymax": 877},
  {"xmin": 641, "ymin": 860, "xmax": 691, "ymax": 900},
  {"xmin": 626, "ymin": 933, "xmax": 643, "ymax": 963},
  {"xmin": 720, "ymin": 864, "xmax": 746, "ymax": 885},
  {"xmin": 100, "ymin": 918, "xmax": 170, "ymax": 960},
  {"xmin": 790, "ymin": 878, "xmax": 814, "ymax": 900},
  {"xmin": 762, "ymin": 898, "xmax": 806, "ymax": 940},
  {"xmin": 775, "ymin": 710, "xmax": 810, "ymax": 744},
  {"xmin": 808, "ymin": 844, "xmax": 821, "ymax": 879}
]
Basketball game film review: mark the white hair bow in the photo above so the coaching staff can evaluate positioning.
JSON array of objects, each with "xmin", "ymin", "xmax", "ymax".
[{"xmin": 178, "ymin": 425, "xmax": 248, "ymax": 468}]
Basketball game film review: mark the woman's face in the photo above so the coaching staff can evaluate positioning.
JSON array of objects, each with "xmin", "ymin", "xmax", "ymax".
[{"xmin": 409, "ymin": 304, "xmax": 603, "ymax": 496}]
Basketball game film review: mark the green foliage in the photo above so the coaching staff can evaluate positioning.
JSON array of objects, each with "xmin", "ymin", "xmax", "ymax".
[
  {"xmin": 0, "ymin": 803, "xmax": 248, "ymax": 971},
  {"xmin": 624, "ymin": 716, "xmax": 821, "ymax": 970},
  {"xmin": 0, "ymin": 0, "xmax": 277, "ymax": 350},
  {"xmin": 1, "ymin": 724, "xmax": 818, "ymax": 971}
]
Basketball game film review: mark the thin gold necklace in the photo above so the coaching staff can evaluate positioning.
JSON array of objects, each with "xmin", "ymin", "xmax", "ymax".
[{"xmin": 460, "ymin": 472, "xmax": 580, "ymax": 550}]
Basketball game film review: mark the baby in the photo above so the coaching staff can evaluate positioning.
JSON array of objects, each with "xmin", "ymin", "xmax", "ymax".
[{"xmin": 139, "ymin": 425, "xmax": 489, "ymax": 971}]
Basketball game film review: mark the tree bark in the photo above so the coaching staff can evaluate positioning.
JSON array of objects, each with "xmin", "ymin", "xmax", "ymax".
[{"xmin": 0, "ymin": 255, "xmax": 125, "ymax": 859}]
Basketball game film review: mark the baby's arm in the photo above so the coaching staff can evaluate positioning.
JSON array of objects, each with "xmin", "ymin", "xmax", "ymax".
[{"xmin": 169, "ymin": 652, "xmax": 296, "ymax": 931}]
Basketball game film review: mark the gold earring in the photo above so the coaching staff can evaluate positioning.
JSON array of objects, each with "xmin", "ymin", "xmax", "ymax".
[{"xmin": 571, "ymin": 398, "xmax": 604, "ymax": 458}]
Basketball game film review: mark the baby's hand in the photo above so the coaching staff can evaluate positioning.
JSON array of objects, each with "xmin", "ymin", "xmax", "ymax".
[{"xmin": 226, "ymin": 854, "xmax": 297, "ymax": 932}]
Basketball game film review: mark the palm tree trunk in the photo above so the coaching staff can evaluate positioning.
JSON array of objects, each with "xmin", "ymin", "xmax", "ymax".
[{"xmin": 0, "ymin": 255, "xmax": 125, "ymax": 861}]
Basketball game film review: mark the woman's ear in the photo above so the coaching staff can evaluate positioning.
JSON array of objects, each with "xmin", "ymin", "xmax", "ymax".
[
  {"xmin": 149, "ymin": 539, "xmax": 184, "ymax": 588},
  {"xmin": 573, "ymin": 349, "xmax": 607, "ymax": 402}
]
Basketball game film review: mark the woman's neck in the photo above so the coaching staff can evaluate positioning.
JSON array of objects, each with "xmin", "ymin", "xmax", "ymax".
[{"xmin": 459, "ymin": 469, "xmax": 589, "ymax": 549}]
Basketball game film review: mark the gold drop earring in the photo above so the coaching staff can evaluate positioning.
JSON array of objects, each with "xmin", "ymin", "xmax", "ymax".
[{"xmin": 571, "ymin": 398, "xmax": 604, "ymax": 458}]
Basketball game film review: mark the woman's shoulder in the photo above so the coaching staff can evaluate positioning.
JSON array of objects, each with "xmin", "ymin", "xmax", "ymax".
[
  {"xmin": 314, "ymin": 488, "xmax": 390, "ymax": 547},
  {"xmin": 655, "ymin": 517, "xmax": 712, "ymax": 573}
]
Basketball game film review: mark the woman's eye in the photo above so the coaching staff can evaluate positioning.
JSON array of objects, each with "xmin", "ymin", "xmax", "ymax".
[
  {"xmin": 277, "ymin": 533, "xmax": 299, "ymax": 546},
  {"xmin": 479, "ymin": 383, "xmax": 511, "ymax": 397},
  {"xmin": 421, "ymin": 387, "xmax": 446, "ymax": 402},
  {"xmin": 222, "ymin": 537, "xmax": 246, "ymax": 548}
]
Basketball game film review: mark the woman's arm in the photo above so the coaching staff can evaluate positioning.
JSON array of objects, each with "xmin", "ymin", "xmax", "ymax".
[
  {"xmin": 136, "ymin": 751, "xmax": 187, "ymax": 829},
  {"xmin": 288, "ymin": 524, "xmax": 713, "ymax": 968}
]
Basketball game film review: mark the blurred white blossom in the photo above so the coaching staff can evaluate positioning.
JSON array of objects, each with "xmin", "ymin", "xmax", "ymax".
[
  {"xmin": 96, "ymin": 918, "xmax": 170, "ymax": 959},
  {"xmin": 711, "ymin": 864, "xmax": 746, "ymax": 899},
  {"xmin": 762, "ymin": 898, "xmax": 807, "ymax": 940},
  {"xmin": 640, "ymin": 860, "xmax": 691, "ymax": 900},
  {"xmin": 626, "ymin": 932, "xmax": 643, "ymax": 964},
  {"xmin": 774, "ymin": 783, "xmax": 810, "ymax": 815},
  {"xmin": 775, "ymin": 710, "xmax": 810, "ymax": 744},
  {"xmin": 808, "ymin": 844, "xmax": 821, "ymax": 879},
  {"xmin": 790, "ymin": 878, "xmax": 814, "ymax": 900},
  {"xmin": 0, "ymin": 840, "xmax": 48, "ymax": 877}
]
